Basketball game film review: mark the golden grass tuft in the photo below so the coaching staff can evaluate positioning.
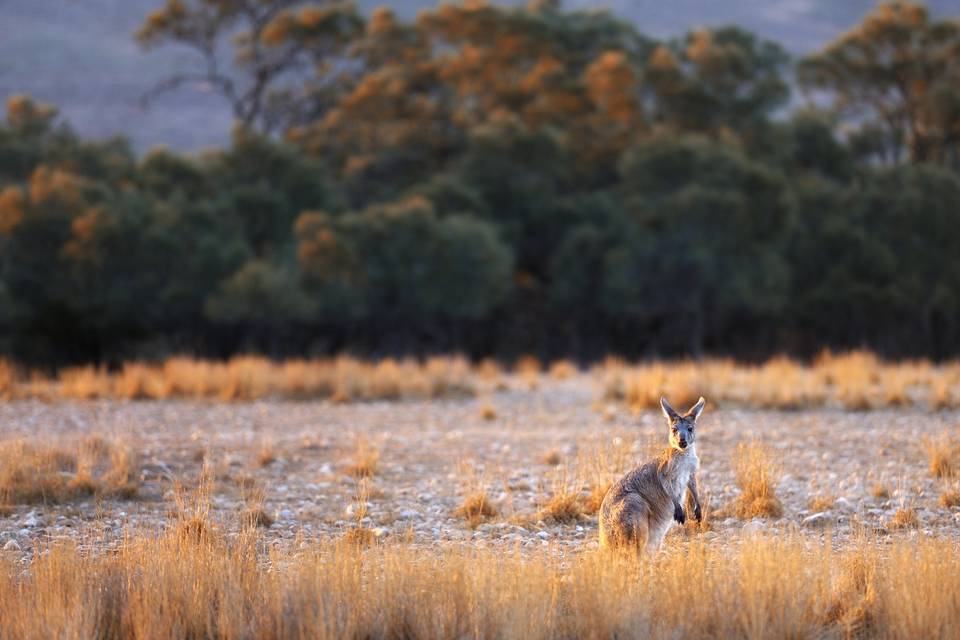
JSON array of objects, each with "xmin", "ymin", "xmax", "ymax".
[
  {"xmin": 725, "ymin": 442, "xmax": 783, "ymax": 519},
  {"xmin": 343, "ymin": 438, "xmax": 380, "ymax": 478},
  {"xmin": 824, "ymin": 552, "xmax": 878, "ymax": 637},
  {"xmin": 342, "ymin": 526, "xmax": 377, "ymax": 546},
  {"xmin": 513, "ymin": 355, "xmax": 542, "ymax": 376},
  {"xmin": 255, "ymin": 440, "xmax": 277, "ymax": 469},
  {"xmin": 889, "ymin": 507, "xmax": 919, "ymax": 530},
  {"xmin": 0, "ymin": 436, "xmax": 139, "ymax": 504},
  {"xmin": 871, "ymin": 484, "xmax": 891, "ymax": 499},
  {"xmin": 479, "ymin": 402, "xmax": 498, "ymax": 421},
  {"xmin": 548, "ymin": 360, "xmax": 577, "ymax": 379},
  {"xmin": 939, "ymin": 488, "xmax": 960, "ymax": 508},
  {"xmin": 581, "ymin": 481, "xmax": 611, "ymax": 516},
  {"xmin": 454, "ymin": 491, "xmax": 498, "ymax": 527},
  {"xmin": 536, "ymin": 491, "xmax": 582, "ymax": 524},
  {"xmin": 241, "ymin": 507, "xmax": 274, "ymax": 528},
  {"xmin": 541, "ymin": 449, "xmax": 562, "ymax": 466},
  {"xmin": 808, "ymin": 494, "xmax": 836, "ymax": 512},
  {"xmin": 923, "ymin": 435, "xmax": 956, "ymax": 479}
]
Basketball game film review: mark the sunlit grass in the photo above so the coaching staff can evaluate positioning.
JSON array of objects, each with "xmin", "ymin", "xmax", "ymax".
[{"xmin": 2, "ymin": 528, "xmax": 960, "ymax": 639}]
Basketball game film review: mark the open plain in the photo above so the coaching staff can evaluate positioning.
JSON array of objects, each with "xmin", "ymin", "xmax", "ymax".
[{"xmin": 2, "ymin": 360, "xmax": 960, "ymax": 638}]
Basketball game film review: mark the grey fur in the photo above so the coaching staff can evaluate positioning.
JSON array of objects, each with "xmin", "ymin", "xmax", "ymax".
[{"xmin": 598, "ymin": 396, "xmax": 706, "ymax": 554}]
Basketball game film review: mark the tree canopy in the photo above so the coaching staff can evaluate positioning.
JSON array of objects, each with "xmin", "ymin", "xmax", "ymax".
[{"xmin": 1, "ymin": 1, "xmax": 959, "ymax": 364}]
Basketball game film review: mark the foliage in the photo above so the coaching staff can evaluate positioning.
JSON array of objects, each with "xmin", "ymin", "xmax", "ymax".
[{"xmin": 1, "ymin": 1, "xmax": 960, "ymax": 363}]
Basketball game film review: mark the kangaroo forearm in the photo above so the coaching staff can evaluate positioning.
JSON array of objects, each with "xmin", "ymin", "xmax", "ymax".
[{"xmin": 688, "ymin": 478, "xmax": 702, "ymax": 521}]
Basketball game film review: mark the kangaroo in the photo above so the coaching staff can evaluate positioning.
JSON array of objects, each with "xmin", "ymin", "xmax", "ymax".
[{"xmin": 598, "ymin": 396, "xmax": 705, "ymax": 554}]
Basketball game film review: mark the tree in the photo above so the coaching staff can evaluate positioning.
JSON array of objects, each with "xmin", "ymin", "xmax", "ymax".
[
  {"xmin": 609, "ymin": 137, "xmax": 792, "ymax": 354},
  {"xmin": 296, "ymin": 196, "xmax": 512, "ymax": 348},
  {"xmin": 799, "ymin": 2, "xmax": 960, "ymax": 166},
  {"xmin": 645, "ymin": 27, "xmax": 790, "ymax": 138},
  {"xmin": 205, "ymin": 259, "xmax": 315, "ymax": 326},
  {"xmin": 136, "ymin": 0, "xmax": 363, "ymax": 134}
]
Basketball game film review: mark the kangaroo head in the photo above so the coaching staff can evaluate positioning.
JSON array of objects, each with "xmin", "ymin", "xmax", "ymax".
[{"xmin": 660, "ymin": 396, "xmax": 706, "ymax": 452}]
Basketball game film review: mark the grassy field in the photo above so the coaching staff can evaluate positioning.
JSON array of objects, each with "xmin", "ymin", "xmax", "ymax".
[{"xmin": 2, "ymin": 355, "xmax": 960, "ymax": 638}]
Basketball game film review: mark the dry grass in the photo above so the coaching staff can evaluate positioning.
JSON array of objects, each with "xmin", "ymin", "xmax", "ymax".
[
  {"xmin": 479, "ymin": 402, "xmax": 498, "ymax": 421},
  {"xmin": 536, "ymin": 491, "xmax": 582, "ymax": 524},
  {"xmin": 254, "ymin": 440, "xmax": 277, "ymax": 469},
  {"xmin": 923, "ymin": 435, "xmax": 956, "ymax": 478},
  {"xmin": 513, "ymin": 355, "xmax": 542, "ymax": 376},
  {"xmin": 6, "ymin": 355, "xmax": 477, "ymax": 403},
  {"xmin": 871, "ymin": 484, "xmax": 891, "ymax": 500},
  {"xmin": 5, "ymin": 351, "xmax": 960, "ymax": 409},
  {"xmin": 3, "ymin": 530, "xmax": 960, "ymax": 639},
  {"xmin": 889, "ymin": 507, "xmax": 919, "ymax": 530},
  {"xmin": 0, "ymin": 359, "xmax": 17, "ymax": 400},
  {"xmin": 939, "ymin": 488, "xmax": 960, "ymax": 508},
  {"xmin": 241, "ymin": 506, "xmax": 274, "ymax": 528},
  {"xmin": 809, "ymin": 494, "xmax": 836, "ymax": 512},
  {"xmin": 342, "ymin": 438, "xmax": 379, "ymax": 479},
  {"xmin": 454, "ymin": 492, "xmax": 498, "ymax": 527},
  {"xmin": 342, "ymin": 526, "xmax": 378, "ymax": 546},
  {"xmin": 541, "ymin": 449, "xmax": 562, "ymax": 466},
  {"xmin": 724, "ymin": 442, "xmax": 783, "ymax": 519},
  {"xmin": 601, "ymin": 351, "xmax": 960, "ymax": 410},
  {"xmin": 581, "ymin": 481, "xmax": 611, "ymax": 516},
  {"xmin": 0, "ymin": 436, "xmax": 139, "ymax": 504},
  {"xmin": 548, "ymin": 360, "xmax": 578, "ymax": 379}
]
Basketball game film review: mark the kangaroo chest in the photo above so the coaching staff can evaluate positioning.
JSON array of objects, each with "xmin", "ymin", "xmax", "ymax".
[{"xmin": 660, "ymin": 450, "xmax": 699, "ymax": 501}]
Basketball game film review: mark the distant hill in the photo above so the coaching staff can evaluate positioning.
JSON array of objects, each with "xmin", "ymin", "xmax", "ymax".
[{"xmin": 2, "ymin": 0, "xmax": 955, "ymax": 152}]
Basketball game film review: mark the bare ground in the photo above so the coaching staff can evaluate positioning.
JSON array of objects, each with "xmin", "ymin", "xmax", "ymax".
[{"xmin": 2, "ymin": 376, "xmax": 958, "ymax": 563}]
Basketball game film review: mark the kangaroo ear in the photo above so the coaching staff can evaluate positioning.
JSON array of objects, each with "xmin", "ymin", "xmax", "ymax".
[
  {"xmin": 660, "ymin": 396, "xmax": 681, "ymax": 422},
  {"xmin": 685, "ymin": 397, "xmax": 706, "ymax": 421}
]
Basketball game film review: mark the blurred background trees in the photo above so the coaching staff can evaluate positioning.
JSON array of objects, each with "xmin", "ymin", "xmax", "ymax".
[{"xmin": 1, "ymin": 0, "xmax": 959, "ymax": 364}]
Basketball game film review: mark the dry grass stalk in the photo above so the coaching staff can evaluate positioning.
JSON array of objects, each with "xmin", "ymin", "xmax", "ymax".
[
  {"xmin": 923, "ymin": 435, "xmax": 956, "ymax": 479},
  {"xmin": 939, "ymin": 488, "xmax": 960, "ymax": 508},
  {"xmin": 726, "ymin": 442, "xmax": 783, "ymax": 519},
  {"xmin": 454, "ymin": 492, "xmax": 498, "ymax": 527},
  {"xmin": 808, "ymin": 494, "xmax": 836, "ymax": 512},
  {"xmin": 255, "ymin": 439, "xmax": 277, "ymax": 469},
  {"xmin": 536, "ymin": 491, "xmax": 582, "ymax": 524},
  {"xmin": 241, "ymin": 507, "xmax": 274, "ymax": 528},
  {"xmin": 889, "ymin": 507, "xmax": 919, "ymax": 530},
  {"xmin": 871, "ymin": 484, "xmax": 891, "ymax": 499},
  {"xmin": 581, "ymin": 481, "xmax": 611, "ymax": 516},
  {"xmin": 343, "ymin": 438, "xmax": 379, "ymax": 478}
]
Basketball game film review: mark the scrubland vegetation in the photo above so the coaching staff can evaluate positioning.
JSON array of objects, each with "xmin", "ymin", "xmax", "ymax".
[
  {"xmin": 0, "ymin": 436, "xmax": 139, "ymax": 507},
  {"xmin": 601, "ymin": 351, "xmax": 960, "ymax": 410},
  {"xmin": 2, "ymin": 350, "xmax": 960, "ymax": 410},
  {"xmin": 0, "ymin": 355, "xmax": 475, "ymax": 402},
  {"xmin": 1, "ymin": 374, "xmax": 959, "ymax": 638}
]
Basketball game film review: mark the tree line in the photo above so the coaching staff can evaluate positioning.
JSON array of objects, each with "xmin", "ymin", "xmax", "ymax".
[{"xmin": 1, "ymin": 0, "xmax": 960, "ymax": 365}]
